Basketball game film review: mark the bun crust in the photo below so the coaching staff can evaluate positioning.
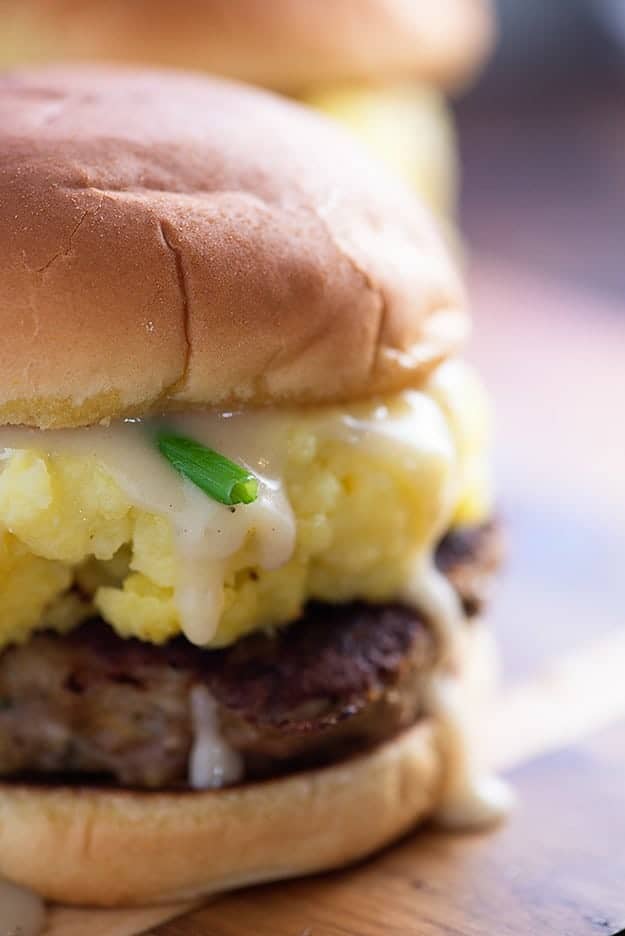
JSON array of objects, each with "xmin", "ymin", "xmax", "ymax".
[
  {"xmin": 0, "ymin": 68, "xmax": 467, "ymax": 429},
  {"xmin": 2, "ymin": 1, "xmax": 494, "ymax": 91},
  {"xmin": 0, "ymin": 626, "xmax": 495, "ymax": 906}
]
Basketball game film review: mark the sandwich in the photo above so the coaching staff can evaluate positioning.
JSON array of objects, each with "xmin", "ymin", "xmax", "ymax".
[
  {"xmin": 0, "ymin": 0, "xmax": 495, "ymax": 217},
  {"xmin": 0, "ymin": 66, "xmax": 509, "ymax": 907}
]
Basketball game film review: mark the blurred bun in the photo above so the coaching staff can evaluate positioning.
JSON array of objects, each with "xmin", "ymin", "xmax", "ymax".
[
  {"xmin": 0, "ymin": 68, "xmax": 467, "ymax": 429},
  {"xmin": 1, "ymin": 0, "xmax": 495, "ymax": 91}
]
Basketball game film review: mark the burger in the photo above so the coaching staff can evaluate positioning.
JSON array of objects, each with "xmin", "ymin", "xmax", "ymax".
[
  {"xmin": 0, "ymin": 0, "xmax": 495, "ymax": 218},
  {"xmin": 0, "ymin": 67, "xmax": 509, "ymax": 907}
]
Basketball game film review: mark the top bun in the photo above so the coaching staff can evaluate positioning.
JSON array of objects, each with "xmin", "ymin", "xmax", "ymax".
[
  {"xmin": 0, "ymin": 68, "xmax": 467, "ymax": 429},
  {"xmin": 2, "ymin": 1, "xmax": 494, "ymax": 92}
]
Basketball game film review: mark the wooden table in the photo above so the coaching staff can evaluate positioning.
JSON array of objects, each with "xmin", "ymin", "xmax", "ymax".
[{"xmin": 46, "ymin": 257, "xmax": 625, "ymax": 935}]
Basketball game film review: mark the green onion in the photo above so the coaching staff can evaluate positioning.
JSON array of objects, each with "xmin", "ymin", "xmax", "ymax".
[{"xmin": 156, "ymin": 430, "xmax": 259, "ymax": 506}]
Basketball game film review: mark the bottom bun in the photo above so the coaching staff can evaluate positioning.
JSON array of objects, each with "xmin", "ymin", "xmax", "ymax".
[{"xmin": 0, "ymin": 625, "xmax": 496, "ymax": 907}]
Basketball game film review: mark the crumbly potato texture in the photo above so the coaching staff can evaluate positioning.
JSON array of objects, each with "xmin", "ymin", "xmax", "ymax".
[{"xmin": 0, "ymin": 361, "xmax": 490, "ymax": 649}]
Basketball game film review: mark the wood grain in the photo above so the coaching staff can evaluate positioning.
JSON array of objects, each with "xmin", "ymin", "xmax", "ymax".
[
  {"xmin": 159, "ymin": 720, "xmax": 625, "ymax": 936},
  {"xmin": 45, "ymin": 904, "xmax": 192, "ymax": 936}
]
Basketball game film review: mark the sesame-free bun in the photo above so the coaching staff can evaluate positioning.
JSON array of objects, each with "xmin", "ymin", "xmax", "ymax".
[
  {"xmin": 0, "ymin": 68, "xmax": 467, "ymax": 429},
  {"xmin": 0, "ymin": 723, "xmax": 441, "ymax": 907},
  {"xmin": 0, "ymin": 625, "xmax": 496, "ymax": 907},
  {"xmin": 1, "ymin": 1, "xmax": 494, "ymax": 92}
]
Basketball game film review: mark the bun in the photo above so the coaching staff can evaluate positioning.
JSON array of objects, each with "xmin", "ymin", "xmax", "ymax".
[
  {"xmin": 0, "ymin": 626, "xmax": 495, "ymax": 906},
  {"xmin": 0, "ymin": 68, "xmax": 467, "ymax": 429},
  {"xmin": 2, "ymin": 1, "xmax": 494, "ymax": 92}
]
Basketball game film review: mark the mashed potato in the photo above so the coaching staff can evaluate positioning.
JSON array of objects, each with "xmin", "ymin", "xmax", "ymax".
[
  {"xmin": 302, "ymin": 83, "xmax": 457, "ymax": 218},
  {"xmin": 0, "ymin": 361, "xmax": 490, "ymax": 650}
]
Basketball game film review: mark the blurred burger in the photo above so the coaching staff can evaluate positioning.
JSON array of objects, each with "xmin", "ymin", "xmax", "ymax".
[
  {"xmin": 0, "ymin": 0, "xmax": 495, "ymax": 218},
  {"xmin": 0, "ymin": 67, "xmax": 509, "ymax": 907}
]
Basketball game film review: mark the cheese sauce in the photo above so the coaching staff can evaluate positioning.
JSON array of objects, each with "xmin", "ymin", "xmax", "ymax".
[
  {"xmin": 0, "ymin": 878, "xmax": 45, "ymax": 936},
  {"xmin": 0, "ymin": 396, "xmax": 510, "ymax": 824}
]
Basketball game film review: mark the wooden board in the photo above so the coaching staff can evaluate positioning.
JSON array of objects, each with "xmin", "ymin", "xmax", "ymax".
[
  {"xmin": 44, "ymin": 259, "xmax": 625, "ymax": 934},
  {"xmin": 45, "ymin": 905, "xmax": 192, "ymax": 936},
  {"xmin": 153, "ymin": 721, "xmax": 625, "ymax": 936}
]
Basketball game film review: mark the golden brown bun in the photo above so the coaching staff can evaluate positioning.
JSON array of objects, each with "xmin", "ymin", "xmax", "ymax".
[
  {"xmin": 0, "ymin": 67, "xmax": 467, "ymax": 429},
  {"xmin": 1, "ymin": 1, "xmax": 494, "ymax": 92},
  {"xmin": 0, "ymin": 626, "xmax": 495, "ymax": 907}
]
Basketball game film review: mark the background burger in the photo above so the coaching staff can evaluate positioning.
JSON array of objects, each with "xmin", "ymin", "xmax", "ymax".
[
  {"xmin": 0, "ymin": 0, "xmax": 495, "ymax": 219},
  {"xmin": 0, "ymin": 66, "xmax": 509, "ymax": 907}
]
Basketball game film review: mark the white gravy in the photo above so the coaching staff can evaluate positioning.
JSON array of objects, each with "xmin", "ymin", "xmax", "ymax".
[
  {"xmin": 188, "ymin": 685, "xmax": 244, "ymax": 789},
  {"xmin": 427, "ymin": 672, "xmax": 514, "ymax": 828},
  {"xmin": 405, "ymin": 558, "xmax": 513, "ymax": 827},
  {"xmin": 0, "ymin": 879, "xmax": 45, "ymax": 936}
]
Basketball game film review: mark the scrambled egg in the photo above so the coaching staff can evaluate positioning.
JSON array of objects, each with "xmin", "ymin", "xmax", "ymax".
[
  {"xmin": 302, "ymin": 83, "xmax": 457, "ymax": 218},
  {"xmin": 0, "ymin": 361, "xmax": 491, "ymax": 650}
]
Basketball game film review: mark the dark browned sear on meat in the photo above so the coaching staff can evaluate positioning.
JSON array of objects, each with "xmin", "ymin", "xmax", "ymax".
[
  {"xmin": 435, "ymin": 519, "xmax": 503, "ymax": 616},
  {"xmin": 0, "ymin": 521, "xmax": 502, "ymax": 789}
]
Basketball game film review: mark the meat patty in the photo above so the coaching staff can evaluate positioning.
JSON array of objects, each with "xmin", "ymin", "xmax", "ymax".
[
  {"xmin": 0, "ymin": 521, "xmax": 501, "ymax": 789},
  {"xmin": 436, "ymin": 519, "xmax": 503, "ymax": 615}
]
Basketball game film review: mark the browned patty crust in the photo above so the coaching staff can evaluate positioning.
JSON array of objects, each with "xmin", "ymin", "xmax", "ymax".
[{"xmin": 0, "ymin": 522, "xmax": 501, "ymax": 788}]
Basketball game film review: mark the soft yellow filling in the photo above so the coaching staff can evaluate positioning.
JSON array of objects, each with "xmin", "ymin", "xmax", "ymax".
[
  {"xmin": 302, "ymin": 83, "xmax": 458, "ymax": 218},
  {"xmin": 0, "ymin": 360, "xmax": 490, "ymax": 650}
]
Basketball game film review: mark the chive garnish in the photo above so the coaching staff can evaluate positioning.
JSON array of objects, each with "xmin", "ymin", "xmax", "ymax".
[{"xmin": 156, "ymin": 430, "xmax": 259, "ymax": 506}]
